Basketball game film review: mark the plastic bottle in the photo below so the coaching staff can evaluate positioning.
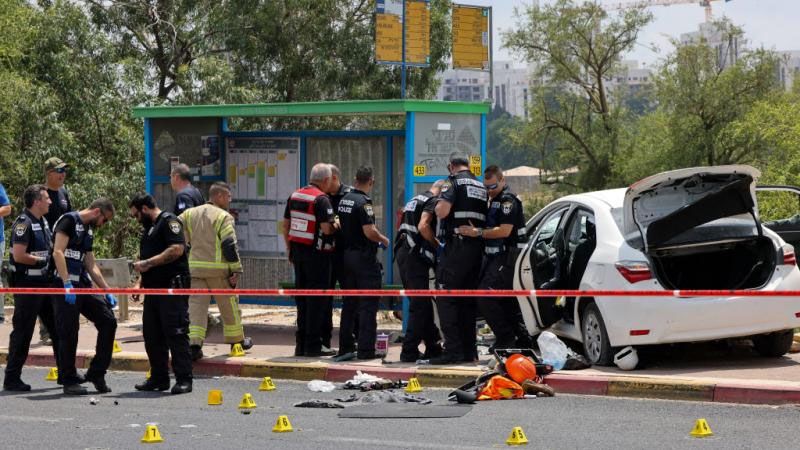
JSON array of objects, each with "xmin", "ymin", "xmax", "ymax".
[
  {"xmin": 537, "ymin": 331, "xmax": 568, "ymax": 370},
  {"xmin": 375, "ymin": 333, "xmax": 389, "ymax": 356}
]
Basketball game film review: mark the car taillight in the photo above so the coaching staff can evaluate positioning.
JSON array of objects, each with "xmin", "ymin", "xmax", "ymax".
[
  {"xmin": 782, "ymin": 244, "xmax": 796, "ymax": 266},
  {"xmin": 615, "ymin": 261, "xmax": 652, "ymax": 284}
]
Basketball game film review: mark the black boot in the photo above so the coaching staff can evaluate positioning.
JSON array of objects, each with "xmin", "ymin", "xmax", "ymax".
[
  {"xmin": 85, "ymin": 375, "xmax": 112, "ymax": 394},
  {"xmin": 3, "ymin": 380, "xmax": 31, "ymax": 392},
  {"xmin": 170, "ymin": 380, "xmax": 192, "ymax": 395},
  {"xmin": 135, "ymin": 379, "xmax": 170, "ymax": 392},
  {"xmin": 241, "ymin": 336, "xmax": 254, "ymax": 350},
  {"xmin": 63, "ymin": 384, "xmax": 88, "ymax": 395},
  {"xmin": 190, "ymin": 345, "xmax": 204, "ymax": 361}
]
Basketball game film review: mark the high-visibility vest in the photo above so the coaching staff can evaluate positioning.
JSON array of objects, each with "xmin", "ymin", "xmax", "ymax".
[
  {"xmin": 287, "ymin": 185, "xmax": 332, "ymax": 252},
  {"xmin": 180, "ymin": 203, "xmax": 242, "ymax": 277}
]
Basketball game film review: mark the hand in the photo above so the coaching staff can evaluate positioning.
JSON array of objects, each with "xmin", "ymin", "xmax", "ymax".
[
  {"xmin": 105, "ymin": 293, "xmax": 118, "ymax": 308},
  {"xmin": 437, "ymin": 241, "xmax": 445, "ymax": 258},
  {"xmin": 457, "ymin": 225, "xmax": 474, "ymax": 237},
  {"xmin": 63, "ymin": 281, "xmax": 76, "ymax": 305},
  {"xmin": 132, "ymin": 259, "xmax": 151, "ymax": 273},
  {"xmin": 228, "ymin": 273, "xmax": 240, "ymax": 288},
  {"xmin": 33, "ymin": 256, "xmax": 48, "ymax": 269},
  {"xmin": 378, "ymin": 241, "xmax": 387, "ymax": 250}
]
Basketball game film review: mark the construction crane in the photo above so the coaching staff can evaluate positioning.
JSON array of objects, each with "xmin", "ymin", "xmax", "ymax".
[{"xmin": 603, "ymin": 0, "xmax": 733, "ymax": 23}]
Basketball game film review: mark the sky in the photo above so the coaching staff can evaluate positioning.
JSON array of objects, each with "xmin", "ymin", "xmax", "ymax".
[{"xmin": 465, "ymin": 0, "xmax": 800, "ymax": 67}]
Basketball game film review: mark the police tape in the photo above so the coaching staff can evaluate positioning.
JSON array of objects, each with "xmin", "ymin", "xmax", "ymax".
[{"xmin": 2, "ymin": 287, "xmax": 800, "ymax": 298}]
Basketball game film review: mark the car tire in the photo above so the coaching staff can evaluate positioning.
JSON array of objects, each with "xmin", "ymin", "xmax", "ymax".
[
  {"xmin": 752, "ymin": 329, "xmax": 794, "ymax": 357},
  {"xmin": 581, "ymin": 303, "xmax": 614, "ymax": 366}
]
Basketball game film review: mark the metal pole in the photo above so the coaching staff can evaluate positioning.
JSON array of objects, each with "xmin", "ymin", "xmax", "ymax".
[
  {"xmin": 488, "ymin": 6, "xmax": 493, "ymax": 105},
  {"xmin": 401, "ymin": 0, "xmax": 407, "ymax": 98}
]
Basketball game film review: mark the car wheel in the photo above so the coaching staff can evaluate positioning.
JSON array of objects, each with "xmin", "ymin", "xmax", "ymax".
[
  {"xmin": 581, "ymin": 303, "xmax": 614, "ymax": 366},
  {"xmin": 752, "ymin": 329, "xmax": 794, "ymax": 357}
]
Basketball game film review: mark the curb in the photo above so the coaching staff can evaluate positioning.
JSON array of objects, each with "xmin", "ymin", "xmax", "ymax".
[{"xmin": 6, "ymin": 349, "xmax": 800, "ymax": 406}]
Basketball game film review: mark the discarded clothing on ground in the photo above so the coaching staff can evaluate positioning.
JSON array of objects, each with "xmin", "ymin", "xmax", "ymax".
[
  {"xmin": 562, "ymin": 348, "xmax": 592, "ymax": 370},
  {"xmin": 335, "ymin": 393, "xmax": 360, "ymax": 403},
  {"xmin": 477, "ymin": 375, "xmax": 524, "ymax": 400},
  {"xmin": 307, "ymin": 379, "xmax": 337, "ymax": 392},
  {"xmin": 294, "ymin": 399, "xmax": 345, "ymax": 408},
  {"xmin": 342, "ymin": 370, "xmax": 407, "ymax": 391},
  {"xmin": 359, "ymin": 390, "xmax": 433, "ymax": 405}
]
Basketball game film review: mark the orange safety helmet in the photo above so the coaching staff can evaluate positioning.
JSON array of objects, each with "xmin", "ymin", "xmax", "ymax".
[{"xmin": 505, "ymin": 354, "xmax": 538, "ymax": 384}]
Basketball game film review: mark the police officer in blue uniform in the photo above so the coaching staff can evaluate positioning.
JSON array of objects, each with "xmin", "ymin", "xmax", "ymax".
[
  {"xmin": 396, "ymin": 180, "xmax": 444, "ymax": 362},
  {"xmin": 51, "ymin": 198, "xmax": 118, "ymax": 395},
  {"xmin": 3, "ymin": 185, "xmax": 62, "ymax": 391},
  {"xmin": 324, "ymin": 164, "xmax": 352, "ymax": 351},
  {"xmin": 457, "ymin": 166, "xmax": 531, "ymax": 349},
  {"xmin": 431, "ymin": 153, "xmax": 488, "ymax": 364},
  {"xmin": 337, "ymin": 166, "xmax": 390, "ymax": 360},
  {"xmin": 170, "ymin": 163, "xmax": 205, "ymax": 216}
]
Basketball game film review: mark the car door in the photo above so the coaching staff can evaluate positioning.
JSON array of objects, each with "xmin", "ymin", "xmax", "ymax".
[
  {"xmin": 515, "ymin": 204, "xmax": 570, "ymax": 333},
  {"xmin": 758, "ymin": 185, "xmax": 800, "ymax": 254}
]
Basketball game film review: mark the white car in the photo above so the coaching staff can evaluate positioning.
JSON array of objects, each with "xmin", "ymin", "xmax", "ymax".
[{"xmin": 514, "ymin": 165, "xmax": 800, "ymax": 365}]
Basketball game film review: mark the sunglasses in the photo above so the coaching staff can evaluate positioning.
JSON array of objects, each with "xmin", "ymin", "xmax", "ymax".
[
  {"xmin": 485, "ymin": 182, "xmax": 499, "ymax": 190},
  {"xmin": 52, "ymin": 168, "xmax": 67, "ymax": 174}
]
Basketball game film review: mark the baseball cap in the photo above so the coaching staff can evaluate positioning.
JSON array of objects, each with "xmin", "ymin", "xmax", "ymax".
[{"xmin": 44, "ymin": 157, "xmax": 68, "ymax": 172}]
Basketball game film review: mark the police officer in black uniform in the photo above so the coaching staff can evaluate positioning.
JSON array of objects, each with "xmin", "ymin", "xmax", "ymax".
[
  {"xmin": 324, "ymin": 164, "xmax": 352, "ymax": 351},
  {"xmin": 337, "ymin": 166, "xmax": 390, "ymax": 360},
  {"xmin": 396, "ymin": 180, "xmax": 444, "ymax": 362},
  {"xmin": 52, "ymin": 198, "xmax": 118, "ymax": 395},
  {"xmin": 171, "ymin": 163, "xmax": 205, "ymax": 215},
  {"xmin": 3, "ymin": 185, "xmax": 62, "ymax": 391},
  {"xmin": 457, "ymin": 166, "xmax": 531, "ymax": 349},
  {"xmin": 283, "ymin": 163, "xmax": 337, "ymax": 357},
  {"xmin": 431, "ymin": 153, "xmax": 488, "ymax": 364},
  {"xmin": 129, "ymin": 193, "xmax": 193, "ymax": 394}
]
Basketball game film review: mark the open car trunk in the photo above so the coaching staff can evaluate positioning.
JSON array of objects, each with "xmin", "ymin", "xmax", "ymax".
[{"xmin": 649, "ymin": 236, "xmax": 777, "ymax": 290}]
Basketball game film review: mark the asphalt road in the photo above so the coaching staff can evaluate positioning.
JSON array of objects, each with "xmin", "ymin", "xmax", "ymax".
[{"xmin": 1, "ymin": 368, "xmax": 799, "ymax": 449}]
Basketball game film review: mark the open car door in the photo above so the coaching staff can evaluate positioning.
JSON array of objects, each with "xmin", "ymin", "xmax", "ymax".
[{"xmin": 759, "ymin": 185, "xmax": 800, "ymax": 256}]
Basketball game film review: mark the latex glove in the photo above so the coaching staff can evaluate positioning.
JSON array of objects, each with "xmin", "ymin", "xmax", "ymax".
[
  {"xmin": 437, "ymin": 241, "xmax": 445, "ymax": 258},
  {"xmin": 63, "ymin": 281, "xmax": 76, "ymax": 305},
  {"xmin": 105, "ymin": 293, "xmax": 118, "ymax": 308}
]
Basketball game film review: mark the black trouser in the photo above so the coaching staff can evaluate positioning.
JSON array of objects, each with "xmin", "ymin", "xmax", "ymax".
[
  {"xmin": 339, "ymin": 248, "xmax": 382, "ymax": 357},
  {"xmin": 477, "ymin": 253, "xmax": 530, "ymax": 348},
  {"xmin": 143, "ymin": 275, "xmax": 192, "ymax": 383},
  {"xmin": 4, "ymin": 285, "xmax": 61, "ymax": 385},
  {"xmin": 435, "ymin": 236, "xmax": 483, "ymax": 361},
  {"xmin": 293, "ymin": 255, "xmax": 332, "ymax": 355},
  {"xmin": 324, "ymin": 251, "xmax": 346, "ymax": 348},
  {"xmin": 53, "ymin": 290, "xmax": 117, "ymax": 385},
  {"xmin": 396, "ymin": 242, "xmax": 440, "ymax": 359}
]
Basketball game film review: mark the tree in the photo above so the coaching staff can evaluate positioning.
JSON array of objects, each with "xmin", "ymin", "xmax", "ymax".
[{"xmin": 504, "ymin": 0, "xmax": 652, "ymax": 189}]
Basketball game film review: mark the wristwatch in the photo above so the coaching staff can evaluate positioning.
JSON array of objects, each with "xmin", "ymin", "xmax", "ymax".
[{"xmin": 476, "ymin": 228, "xmax": 483, "ymax": 238}]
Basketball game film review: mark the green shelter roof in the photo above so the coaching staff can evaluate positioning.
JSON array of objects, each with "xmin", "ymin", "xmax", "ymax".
[{"xmin": 131, "ymin": 99, "xmax": 489, "ymax": 119}]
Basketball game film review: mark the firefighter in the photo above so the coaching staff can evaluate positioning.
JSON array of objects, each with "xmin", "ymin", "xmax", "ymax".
[
  {"xmin": 180, "ymin": 182, "xmax": 251, "ymax": 361},
  {"xmin": 3, "ymin": 185, "xmax": 61, "ymax": 391},
  {"xmin": 396, "ymin": 180, "xmax": 444, "ymax": 362},
  {"xmin": 283, "ymin": 163, "xmax": 337, "ymax": 357},
  {"xmin": 130, "ymin": 193, "xmax": 193, "ymax": 394},
  {"xmin": 337, "ymin": 166, "xmax": 390, "ymax": 360},
  {"xmin": 431, "ymin": 153, "xmax": 488, "ymax": 364},
  {"xmin": 457, "ymin": 165, "xmax": 531, "ymax": 350},
  {"xmin": 51, "ymin": 198, "xmax": 118, "ymax": 395}
]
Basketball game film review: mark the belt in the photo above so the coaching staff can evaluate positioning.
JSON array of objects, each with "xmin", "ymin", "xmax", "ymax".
[
  {"xmin": 485, "ymin": 246, "xmax": 505, "ymax": 255},
  {"xmin": 7, "ymin": 266, "xmax": 44, "ymax": 276}
]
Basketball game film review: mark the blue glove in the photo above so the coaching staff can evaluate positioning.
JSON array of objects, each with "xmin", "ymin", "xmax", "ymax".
[
  {"xmin": 105, "ymin": 293, "xmax": 118, "ymax": 308},
  {"xmin": 437, "ymin": 241, "xmax": 445, "ymax": 258},
  {"xmin": 63, "ymin": 281, "xmax": 76, "ymax": 305}
]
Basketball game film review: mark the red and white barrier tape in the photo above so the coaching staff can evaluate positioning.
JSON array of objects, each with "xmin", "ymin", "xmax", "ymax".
[{"xmin": 2, "ymin": 287, "xmax": 800, "ymax": 298}]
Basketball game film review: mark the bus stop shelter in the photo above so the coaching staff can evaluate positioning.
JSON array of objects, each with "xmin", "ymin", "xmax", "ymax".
[{"xmin": 132, "ymin": 100, "xmax": 490, "ymax": 304}]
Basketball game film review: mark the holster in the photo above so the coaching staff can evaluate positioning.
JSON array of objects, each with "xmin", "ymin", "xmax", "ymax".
[{"xmin": 170, "ymin": 274, "xmax": 191, "ymax": 289}]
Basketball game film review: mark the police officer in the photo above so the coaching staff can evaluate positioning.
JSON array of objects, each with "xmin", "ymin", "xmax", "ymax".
[
  {"xmin": 396, "ymin": 180, "xmax": 444, "ymax": 362},
  {"xmin": 129, "ymin": 193, "xmax": 193, "ymax": 394},
  {"xmin": 431, "ymin": 153, "xmax": 488, "ymax": 364},
  {"xmin": 41, "ymin": 157, "xmax": 71, "ymax": 345},
  {"xmin": 170, "ymin": 163, "xmax": 205, "ymax": 216},
  {"xmin": 324, "ymin": 164, "xmax": 352, "ymax": 352},
  {"xmin": 337, "ymin": 166, "xmax": 390, "ymax": 360},
  {"xmin": 283, "ymin": 163, "xmax": 337, "ymax": 357},
  {"xmin": 3, "ymin": 185, "xmax": 61, "ymax": 391},
  {"xmin": 52, "ymin": 198, "xmax": 118, "ymax": 395},
  {"xmin": 457, "ymin": 166, "xmax": 531, "ymax": 350}
]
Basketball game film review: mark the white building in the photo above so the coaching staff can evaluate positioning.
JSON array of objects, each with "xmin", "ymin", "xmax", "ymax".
[
  {"xmin": 680, "ymin": 22, "xmax": 746, "ymax": 69},
  {"xmin": 778, "ymin": 51, "xmax": 800, "ymax": 91},
  {"xmin": 435, "ymin": 61, "xmax": 533, "ymax": 118}
]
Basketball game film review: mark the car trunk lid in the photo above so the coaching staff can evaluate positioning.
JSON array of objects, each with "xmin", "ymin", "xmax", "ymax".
[{"xmin": 623, "ymin": 165, "xmax": 762, "ymax": 252}]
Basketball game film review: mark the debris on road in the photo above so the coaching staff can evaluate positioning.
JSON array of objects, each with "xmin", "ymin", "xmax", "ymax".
[{"xmin": 307, "ymin": 380, "xmax": 336, "ymax": 392}]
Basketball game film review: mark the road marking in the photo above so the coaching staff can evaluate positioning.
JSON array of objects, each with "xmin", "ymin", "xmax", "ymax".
[{"xmin": 0, "ymin": 414, "xmax": 74, "ymax": 424}]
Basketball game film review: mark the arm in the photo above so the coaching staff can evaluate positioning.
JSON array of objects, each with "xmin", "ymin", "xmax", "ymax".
[
  {"xmin": 362, "ymin": 224, "xmax": 390, "ymax": 248},
  {"xmin": 459, "ymin": 223, "xmax": 514, "ymax": 239},
  {"xmin": 219, "ymin": 213, "xmax": 242, "ymax": 274},
  {"xmin": 53, "ymin": 232, "xmax": 71, "ymax": 284},
  {"xmin": 11, "ymin": 243, "xmax": 45, "ymax": 265},
  {"xmin": 282, "ymin": 218, "xmax": 291, "ymax": 251},
  {"xmin": 418, "ymin": 211, "xmax": 438, "ymax": 247},
  {"xmin": 84, "ymin": 252, "xmax": 110, "ymax": 289},
  {"xmin": 133, "ymin": 243, "xmax": 185, "ymax": 273},
  {"xmin": 435, "ymin": 199, "xmax": 452, "ymax": 220},
  {"xmin": 0, "ymin": 205, "xmax": 11, "ymax": 218}
]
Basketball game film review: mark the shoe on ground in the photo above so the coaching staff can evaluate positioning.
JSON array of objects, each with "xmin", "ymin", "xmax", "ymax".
[
  {"xmin": 58, "ymin": 373, "xmax": 86, "ymax": 386},
  {"xmin": 135, "ymin": 379, "xmax": 170, "ymax": 392},
  {"xmin": 171, "ymin": 381, "xmax": 192, "ymax": 395},
  {"xmin": 190, "ymin": 345, "xmax": 203, "ymax": 361},
  {"xmin": 356, "ymin": 351, "xmax": 378, "ymax": 360},
  {"xmin": 3, "ymin": 380, "xmax": 31, "ymax": 392},
  {"xmin": 39, "ymin": 336, "xmax": 52, "ymax": 346},
  {"xmin": 399, "ymin": 351, "xmax": 423, "ymax": 363},
  {"xmin": 63, "ymin": 384, "xmax": 88, "ymax": 395},
  {"xmin": 521, "ymin": 379, "xmax": 555, "ymax": 397},
  {"xmin": 306, "ymin": 349, "xmax": 337, "ymax": 357},
  {"xmin": 427, "ymin": 354, "xmax": 461, "ymax": 365},
  {"xmin": 85, "ymin": 375, "xmax": 111, "ymax": 394},
  {"xmin": 241, "ymin": 336, "xmax": 254, "ymax": 350}
]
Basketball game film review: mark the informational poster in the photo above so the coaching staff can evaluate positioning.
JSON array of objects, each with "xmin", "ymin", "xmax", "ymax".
[
  {"xmin": 375, "ymin": 0, "xmax": 430, "ymax": 66},
  {"xmin": 412, "ymin": 112, "xmax": 482, "ymax": 178},
  {"xmin": 225, "ymin": 137, "xmax": 300, "ymax": 257},
  {"xmin": 201, "ymin": 135, "xmax": 221, "ymax": 176},
  {"xmin": 453, "ymin": 4, "xmax": 490, "ymax": 70}
]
